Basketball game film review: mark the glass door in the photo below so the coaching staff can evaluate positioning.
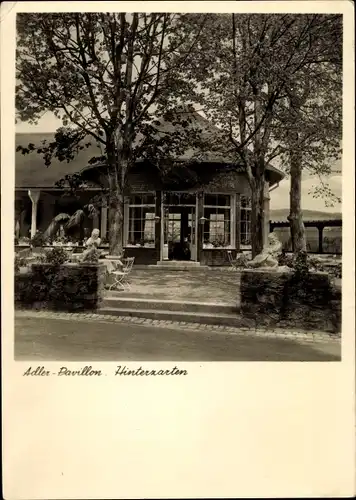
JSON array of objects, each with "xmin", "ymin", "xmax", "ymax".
[
  {"xmin": 188, "ymin": 208, "xmax": 197, "ymax": 261},
  {"xmin": 161, "ymin": 192, "xmax": 198, "ymax": 261}
]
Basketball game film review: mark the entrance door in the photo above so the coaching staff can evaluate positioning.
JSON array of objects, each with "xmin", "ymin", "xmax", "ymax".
[{"xmin": 161, "ymin": 192, "xmax": 197, "ymax": 261}]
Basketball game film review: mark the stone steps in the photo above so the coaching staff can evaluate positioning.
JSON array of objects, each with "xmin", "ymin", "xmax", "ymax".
[
  {"xmin": 102, "ymin": 296, "xmax": 239, "ymax": 315},
  {"xmin": 152, "ymin": 261, "xmax": 210, "ymax": 271},
  {"xmin": 98, "ymin": 294, "xmax": 245, "ymax": 327},
  {"xmin": 97, "ymin": 306, "xmax": 251, "ymax": 328}
]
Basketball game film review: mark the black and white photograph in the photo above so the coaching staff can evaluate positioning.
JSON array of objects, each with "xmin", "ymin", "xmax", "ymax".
[
  {"xmin": 2, "ymin": 2, "xmax": 355, "ymax": 499},
  {"xmin": 13, "ymin": 8, "xmax": 343, "ymax": 362}
]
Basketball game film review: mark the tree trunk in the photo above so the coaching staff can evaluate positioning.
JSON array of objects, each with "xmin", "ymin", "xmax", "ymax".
[
  {"xmin": 106, "ymin": 138, "xmax": 128, "ymax": 256},
  {"xmin": 250, "ymin": 178, "xmax": 264, "ymax": 258},
  {"xmin": 108, "ymin": 195, "xmax": 124, "ymax": 255},
  {"xmin": 288, "ymin": 155, "xmax": 307, "ymax": 254}
]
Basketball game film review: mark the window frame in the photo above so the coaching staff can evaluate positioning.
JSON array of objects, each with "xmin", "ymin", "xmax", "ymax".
[
  {"xmin": 240, "ymin": 195, "xmax": 252, "ymax": 249},
  {"xmin": 203, "ymin": 193, "xmax": 234, "ymax": 249},
  {"xmin": 124, "ymin": 192, "xmax": 156, "ymax": 248}
]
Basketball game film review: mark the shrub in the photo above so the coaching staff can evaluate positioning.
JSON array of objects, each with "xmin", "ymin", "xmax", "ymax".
[
  {"xmin": 278, "ymin": 251, "xmax": 294, "ymax": 268},
  {"xmin": 211, "ymin": 235, "xmax": 228, "ymax": 248},
  {"xmin": 294, "ymin": 251, "xmax": 309, "ymax": 277},
  {"xmin": 82, "ymin": 248, "xmax": 100, "ymax": 263},
  {"xmin": 35, "ymin": 253, "xmax": 47, "ymax": 264},
  {"xmin": 30, "ymin": 230, "xmax": 47, "ymax": 247},
  {"xmin": 14, "ymin": 254, "xmax": 27, "ymax": 272},
  {"xmin": 15, "ymin": 263, "xmax": 105, "ymax": 311},
  {"xmin": 44, "ymin": 247, "xmax": 69, "ymax": 265},
  {"xmin": 308, "ymin": 256, "xmax": 342, "ymax": 278}
]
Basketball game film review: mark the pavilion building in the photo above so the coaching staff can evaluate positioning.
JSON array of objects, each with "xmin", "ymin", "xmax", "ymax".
[{"xmin": 15, "ymin": 110, "xmax": 284, "ymax": 266}]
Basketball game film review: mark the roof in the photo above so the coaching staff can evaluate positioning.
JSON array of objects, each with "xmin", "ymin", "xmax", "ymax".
[
  {"xmin": 15, "ymin": 110, "xmax": 284, "ymax": 188},
  {"xmin": 15, "ymin": 133, "xmax": 103, "ymax": 189}
]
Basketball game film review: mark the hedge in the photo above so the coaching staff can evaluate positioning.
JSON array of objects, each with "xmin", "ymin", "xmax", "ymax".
[
  {"xmin": 240, "ymin": 269, "xmax": 341, "ymax": 333},
  {"xmin": 15, "ymin": 263, "xmax": 106, "ymax": 312}
]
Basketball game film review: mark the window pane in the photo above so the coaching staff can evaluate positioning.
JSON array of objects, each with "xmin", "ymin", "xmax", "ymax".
[
  {"xmin": 241, "ymin": 208, "xmax": 251, "ymax": 222},
  {"xmin": 217, "ymin": 194, "xmax": 230, "ymax": 206},
  {"xmin": 179, "ymin": 193, "xmax": 196, "ymax": 205},
  {"xmin": 165, "ymin": 192, "xmax": 195, "ymax": 205},
  {"xmin": 141, "ymin": 193, "xmax": 155, "ymax": 205},
  {"xmin": 204, "ymin": 194, "xmax": 217, "ymax": 206},
  {"xmin": 127, "ymin": 204, "xmax": 155, "ymax": 246},
  {"xmin": 216, "ymin": 207, "xmax": 230, "ymax": 217},
  {"xmin": 129, "ymin": 193, "xmax": 155, "ymax": 205}
]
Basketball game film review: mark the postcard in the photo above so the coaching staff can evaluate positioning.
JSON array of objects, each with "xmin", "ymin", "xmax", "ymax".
[{"xmin": 2, "ymin": 1, "xmax": 355, "ymax": 498}]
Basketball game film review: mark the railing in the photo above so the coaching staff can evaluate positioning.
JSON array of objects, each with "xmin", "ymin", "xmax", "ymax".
[{"xmin": 269, "ymin": 219, "xmax": 342, "ymax": 254}]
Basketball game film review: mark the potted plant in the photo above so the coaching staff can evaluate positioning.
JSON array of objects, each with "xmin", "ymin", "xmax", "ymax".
[
  {"xmin": 44, "ymin": 246, "xmax": 70, "ymax": 266},
  {"xmin": 30, "ymin": 230, "xmax": 46, "ymax": 249},
  {"xmin": 18, "ymin": 236, "xmax": 30, "ymax": 247}
]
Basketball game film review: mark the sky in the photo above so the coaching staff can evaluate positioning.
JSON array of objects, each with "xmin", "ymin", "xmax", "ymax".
[{"xmin": 16, "ymin": 113, "xmax": 342, "ymax": 213}]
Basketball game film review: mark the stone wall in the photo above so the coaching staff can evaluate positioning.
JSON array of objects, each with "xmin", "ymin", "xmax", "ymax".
[
  {"xmin": 15, "ymin": 263, "xmax": 106, "ymax": 311},
  {"xmin": 240, "ymin": 269, "xmax": 341, "ymax": 333}
]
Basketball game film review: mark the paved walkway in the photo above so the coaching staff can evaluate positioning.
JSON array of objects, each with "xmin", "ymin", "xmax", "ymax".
[
  {"xmin": 15, "ymin": 310, "xmax": 340, "ymax": 343},
  {"xmin": 15, "ymin": 312, "xmax": 341, "ymax": 361},
  {"xmin": 107, "ymin": 268, "xmax": 240, "ymax": 304}
]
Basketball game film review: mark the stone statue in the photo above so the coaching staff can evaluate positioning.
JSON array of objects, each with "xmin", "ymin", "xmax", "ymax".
[
  {"xmin": 84, "ymin": 228, "xmax": 101, "ymax": 248},
  {"xmin": 81, "ymin": 229, "xmax": 101, "ymax": 261},
  {"xmin": 247, "ymin": 232, "xmax": 282, "ymax": 269}
]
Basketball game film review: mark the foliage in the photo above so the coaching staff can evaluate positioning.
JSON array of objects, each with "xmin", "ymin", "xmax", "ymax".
[
  {"xmin": 15, "ymin": 263, "xmax": 105, "ymax": 311},
  {"xmin": 82, "ymin": 248, "xmax": 100, "ymax": 263},
  {"xmin": 174, "ymin": 14, "xmax": 342, "ymax": 256},
  {"xmin": 35, "ymin": 253, "xmax": 47, "ymax": 264},
  {"xmin": 308, "ymin": 256, "xmax": 342, "ymax": 278},
  {"xmin": 14, "ymin": 254, "xmax": 27, "ymax": 273},
  {"xmin": 278, "ymin": 251, "xmax": 294, "ymax": 268},
  {"xmin": 278, "ymin": 250, "xmax": 342, "ymax": 278},
  {"xmin": 211, "ymin": 235, "xmax": 229, "ymax": 248},
  {"xmin": 240, "ymin": 269, "xmax": 340, "ymax": 333},
  {"xmin": 16, "ymin": 13, "xmax": 208, "ymax": 255},
  {"xmin": 30, "ymin": 230, "xmax": 48, "ymax": 247},
  {"xmin": 44, "ymin": 247, "xmax": 69, "ymax": 265}
]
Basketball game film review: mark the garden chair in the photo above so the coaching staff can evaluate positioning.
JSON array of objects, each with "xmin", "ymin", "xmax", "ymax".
[
  {"xmin": 226, "ymin": 250, "xmax": 239, "ymax": 271},
  {"xmin": 108, "ymin": 257, "xmax": 135, "ymax": 291}
]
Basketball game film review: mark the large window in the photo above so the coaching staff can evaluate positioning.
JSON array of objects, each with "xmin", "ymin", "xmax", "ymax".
[
  {"xmin": 240, "ymin": 196, "xmax": 251, "ymax": 247},
  {"xmin": 126, "ymin": 193, "xmax": 155, "ymax": 247},
  {"xmin": 203, "ymin": 194, "xmax": 232, "ymax": 248}
]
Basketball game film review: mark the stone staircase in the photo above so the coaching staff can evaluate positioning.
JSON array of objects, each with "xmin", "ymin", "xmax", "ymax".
[
  {"xmin": 151, "ymin": 260, "xmax": 209, "ymax": 271},
  {"xmin": 98, "ymin": 295, "xmax": 248, "ymax": 328}
]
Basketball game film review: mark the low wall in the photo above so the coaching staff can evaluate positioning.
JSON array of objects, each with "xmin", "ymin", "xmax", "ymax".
[
  {"xmin": 15, "ymin": 263, "xmax": 106, "ymax": 312},
  {"xmin": 201, "ymin": 249, "xmax": 237, "ymax": 266},
  {"xmin": 240, "ymin": 269, "xmax": 341, "ymax": 333}
]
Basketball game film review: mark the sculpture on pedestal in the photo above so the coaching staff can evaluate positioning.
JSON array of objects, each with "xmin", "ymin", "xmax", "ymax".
[
  {"xmin": 81, "ymin": 229, "xmax": 101, "ymax": 262},
  {"xmin": 247, "ymin": 232, "xmax": 283, "ymax": 269}
]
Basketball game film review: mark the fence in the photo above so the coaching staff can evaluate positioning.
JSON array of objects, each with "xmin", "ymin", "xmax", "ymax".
[{"xmin": 269, "ymin": 219, "xmax": 342, "ymax": 254}]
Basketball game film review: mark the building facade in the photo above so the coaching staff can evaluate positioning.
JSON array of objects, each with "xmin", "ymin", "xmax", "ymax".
[{"xmin": 15, "ymin": 113, "xmax": 284, "ymax": 266}]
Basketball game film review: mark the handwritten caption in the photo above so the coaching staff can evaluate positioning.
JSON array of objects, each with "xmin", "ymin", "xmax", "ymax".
[{"xmin": 23, "ymin": 365, "xmax": 188, "ymax": 377}]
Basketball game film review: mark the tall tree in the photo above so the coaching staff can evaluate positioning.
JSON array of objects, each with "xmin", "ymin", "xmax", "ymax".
[
  {"xmin": 16, "ymin": 12, "xmax": 206, "ymax": 254},
  {"xmin": 176, "ymin": 13, "xmax": 342, "ymax": 257},
  {"xmin": 274, "ymin": 20, "xmax": 342, "ymax": 254}
]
